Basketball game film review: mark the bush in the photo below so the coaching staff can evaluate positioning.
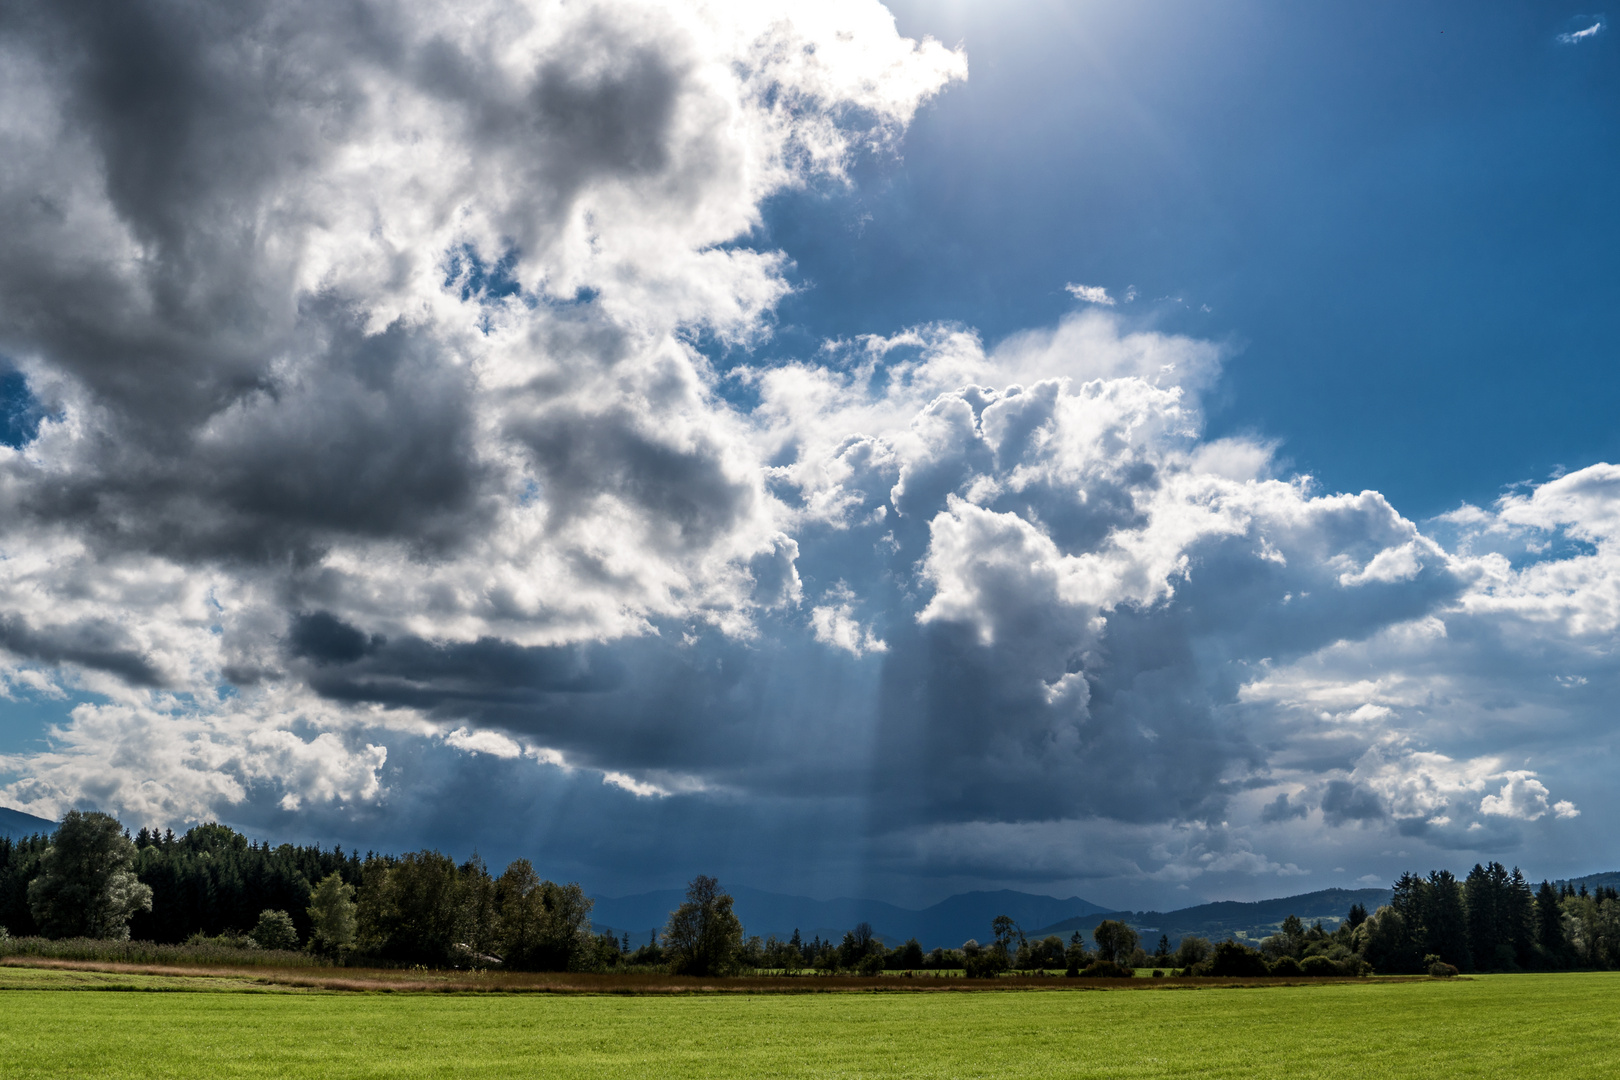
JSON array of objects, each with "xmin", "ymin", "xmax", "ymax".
[
  {"xmin": 187, "ymin": 930, "xmax": 258, "ymax": 950},
  {"xmin": 1173, "ymin": 935, "xmax": 1213, "ymax": 969},
  {"xmin": 1078, "ymin": 960, "xmax": 1133, "ymax": 978},
  {"xmin": 1428, "ymin": 960, "xmax": 1459, "ymax": 977},
  {"xmin": 1206, "ymin": 940, "xmax": 1270, "ymax": 978},
  {"xmin": 1151, "ymin": 968, "xmax": 1165, "ymax": 978},
  {"xmin": 1268, "ymin": 956, "xmax": 1303, "ymax": 976},
  {"xmin": 1299, "ymin": 955, "xmax": 1341, "ymax": 977},
  {"xmin": 251, "ymin": 910, "xmax": 299, "ymax": 952},
  {"xmin": 964, "ymin": 951, "xmax": 1010, "ymax": 978},
  {"xmin": 857, "ymin": 952, "xmax": 885, "ymax": 976},
  {"xmin": 0, "ymin": 936, "xmax": 323, "ymax": 968}
]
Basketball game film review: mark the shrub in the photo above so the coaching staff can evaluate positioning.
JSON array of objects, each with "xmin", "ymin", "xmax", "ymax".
[
  {"xmin": 187, "ymin": 930, "xmax": 258, "ymax": 950},
  {"xmin": 857, "ymin": 952, "xmax": 885, "ymax": 977},
  {"xmin": 1428, "ymin": 960, "xmax": 1459, "ymax": 977},
  {"xmin": 1206, "ymin": 940, "xmax": 1269, "ymax": 978},
  {"xmin": 1268, "ymin": 956, "xmax": 1303, "ymax": 976},
  {"xmin": 1078, "ymin": 960, "xmax": 1133, "ymax": 978},
  {"xmin": 0, "ymin": 936, "xmax": 322, "ymax": 967},
  {"xmin": 251, "ymin": 910, "xmax": 299, "ymax": 952},
  {"xmin": 964, "ymin": 951, "xmax": 1010, "ymax": 978},
  {"xmin": 1151, "ymin": 968, "xmax": 1165, "ymax": 978},
  {"xmin": 1299, "ymin": 955, "xmax": 1341, "ymax": 977}
]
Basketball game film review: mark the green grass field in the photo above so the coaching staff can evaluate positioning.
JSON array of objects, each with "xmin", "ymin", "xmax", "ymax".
[{"xmin": 2, "ymin": 970, "xmax": 1617, "ymax": 1078}]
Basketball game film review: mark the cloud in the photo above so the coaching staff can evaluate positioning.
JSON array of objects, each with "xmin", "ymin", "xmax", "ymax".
[
  {"xmin": 0, "ymin": 0, "xmax": 1608, "ymax": 907},
  {"xmin": 810, "ymin": 582, "xmax": 887, "ymax": 657},
  {"xmin": 1065, "ymin": 283, "xmax": 1115, "ymax": 305},
  {"xmin": 1556, "ymin": 19, "xmax": 1605, "ymax": 45},
  {"xmin": 1260, "ymin": 791, "xmax": 1309, "ymax": 823},
  {"xmin": 1479, "ymin": 772, "xmax": 1579, "ymax": 822},
  {"xmin": 444, "ymin": 727, "xmax": 525, "ymax": 759},
  {"xmin": 1320, "ymin": 779, "xmax": 1386, "ymax": 827},
  {"xmin": 0, "ymin": 692, "xmax": 392, "ymax": 824}
]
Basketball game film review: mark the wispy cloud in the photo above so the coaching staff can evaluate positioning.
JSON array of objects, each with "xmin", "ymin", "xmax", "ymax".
[
  {"xmin": 1064, "ymin": 283, "xmax": 1115, "ymax": 305},
  {"xmin": 1557, "ymin": 18, "xmax": 1605, "ymax": 45}
]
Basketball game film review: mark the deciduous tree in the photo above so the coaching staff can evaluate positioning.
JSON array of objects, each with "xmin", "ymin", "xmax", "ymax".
[
  {"xmin": 1092, "ymin": 920, "xmax": 1139, "ymax": 965},
  {"xmin": 307, "ymin": 872, "xmax": 357, "ymax": 955},
  {"xmin": 26, "ymin": 811, "xmax": 153, "ymax": 940},
  {"xmin": 251, "ymin": 909, "xmax": 299, "ymax": 951},
  {"xmin": 663, "ymin": 875, "xmax": 744, "ymax": 977}
]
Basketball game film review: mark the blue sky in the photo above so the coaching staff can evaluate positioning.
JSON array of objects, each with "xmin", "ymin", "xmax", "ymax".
[
  {"xmin": 0, "ymin": 0, "xmax": 1615, "ymax": 912},
  {"xmin": 763, "ymin": 1, "xmax": 1620, "ymax": 518}
]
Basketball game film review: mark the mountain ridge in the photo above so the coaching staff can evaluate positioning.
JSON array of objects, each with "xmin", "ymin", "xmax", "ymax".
[
  {"xmin": 1555, "ymin": 871, "xmax": 1620, "ymax": 894},
  {"xmin": 591, "ymin": 885, "xmax": 1112, "ymax": 950},
  {"xmin": 0, "ymin": 806, "xmax": 56, "ymax": 840},
  {"xmin": 1026, "ymin": 887, "xmax": 1395, "ymax": 947},
  {"xmin": 593, "ymin": 884, "xmax": 1421, "ymax": 951}
]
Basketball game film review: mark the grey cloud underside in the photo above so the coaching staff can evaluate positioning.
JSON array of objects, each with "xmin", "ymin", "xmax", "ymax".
[
  {"xmin": 18, "ymin": 311, "xmax": 489, "ymax": 562},
  {"xmin": 512, "ymin": 408, "xmax": 755, "ymax": 553},
  {"xmin": 274, "ymin": 479, "xmax": 1472, "ymax": 835},
  {"xmin": 0, "ymin": 615, "xmax": 162, "ymax": 687},
  {"xmin": 0, "ymin": 0, "xmax": 707, "ymax": 564}
]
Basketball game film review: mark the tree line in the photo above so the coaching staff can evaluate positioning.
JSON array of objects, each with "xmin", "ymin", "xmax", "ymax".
[{"xmin": 3, "ymin": 813, "xmax": 1617, "ymax": 977}]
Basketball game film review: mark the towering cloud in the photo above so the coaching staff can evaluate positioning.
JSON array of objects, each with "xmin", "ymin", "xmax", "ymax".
[{"xmin": 0, "ymin": 0, "xmax": 1608, "ymax": 902}]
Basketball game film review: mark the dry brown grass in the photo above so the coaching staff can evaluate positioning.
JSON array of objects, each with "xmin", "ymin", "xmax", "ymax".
[{"xmin": 0, "ymin": 956, "xmax": 1407, "ymax": 995}]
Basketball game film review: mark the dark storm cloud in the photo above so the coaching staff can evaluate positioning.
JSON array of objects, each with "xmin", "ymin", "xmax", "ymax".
[
  {"xmin": 0, "ymin": 0, "xmax": 703, "ymax": 563},
  {"xmin": 1320, "ymin": 779, "xmax": 1387, "ymax": 826},
  {"xmin": 0, "ymin": 615, "xmax": 164, "ymax": 687},
  {"xmin": 285, "ymin": 613, "xmax": 624, "ymax": 701},
  {"xmin": 16, "ymin": 308, "xmax": 490, "ymax": 562},
  {"xmin": 0, "ymin": 0, "xmax": 371, "ymax": 425},
  {"xmin": 1260, "ymin": 791, "xmax": 1309, "ymax": 823},
  {"xmin": 867, "ymin": 616, "xmax": 1242, "ymax": 828},
  {"xmin": 511, "ymin": 406, "xmax": 755, "ymax": 553}
]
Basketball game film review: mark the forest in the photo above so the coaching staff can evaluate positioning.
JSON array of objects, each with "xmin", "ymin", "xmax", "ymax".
[{"xmin": 2, "ymin": 811, "xmax": 1618, "ymax": 977}]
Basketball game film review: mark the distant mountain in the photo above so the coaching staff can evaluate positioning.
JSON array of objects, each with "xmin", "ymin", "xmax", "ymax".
[
  {"xmin": 1555, "ymin": 871, "xmax": 1620, "ymax": 893},
  {"xmin": 1028, "ymin": 887, "xmax": 1393, "ymax": 948},
  {"xmin": 0, "ymin": 806, "xmax": 56, "ymax": 840},
  {"xmin": 591, "ymin": 885, "xmax": 1111, "ymax": 950}
]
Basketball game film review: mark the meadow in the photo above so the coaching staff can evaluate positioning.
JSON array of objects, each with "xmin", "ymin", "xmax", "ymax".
[{"xmin": 2, "ymin": 968, "xmax": 1617, "ymax": 1078}]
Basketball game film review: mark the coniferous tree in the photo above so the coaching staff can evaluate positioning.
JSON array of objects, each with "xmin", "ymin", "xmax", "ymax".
[
  {"xmin": 1424, "ymin": 870, "xmax": 1470, "ymax": 970},
  {"xmin": 1535, "ymin": 880, "xmax": 1566, "ymax": 961},
  {"xmin": 1506, "ymin": 868, "xmax": 1535, "ymax": 966},
  {"xmin": 1464, "ymin": 863, "xmax": 1504, "ymax": 970},
  {"xmin": 0, "ymin": 834, "xmax": 49, "ymax": 936}
]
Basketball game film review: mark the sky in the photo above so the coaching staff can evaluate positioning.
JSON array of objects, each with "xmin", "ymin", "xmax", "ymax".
[{"xmin": 0, "ymin": 0, "xmax": 1616, "ymax": 912}]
